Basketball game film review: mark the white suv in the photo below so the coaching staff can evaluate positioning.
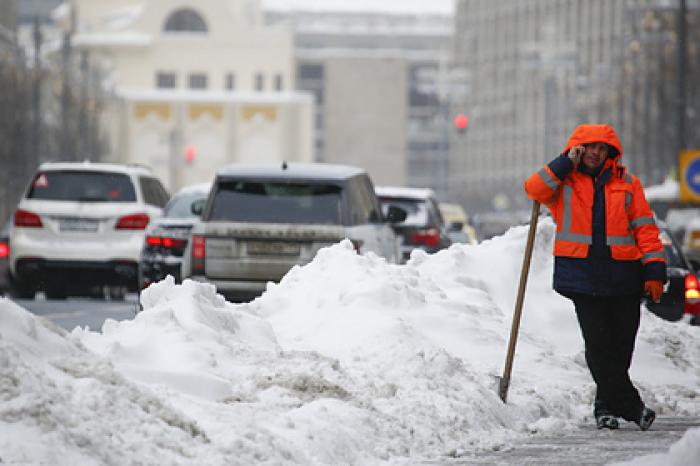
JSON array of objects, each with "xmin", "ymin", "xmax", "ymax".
[{"xmin": 9, "ymin": 162, "xmax": 169, "ymax": 299}]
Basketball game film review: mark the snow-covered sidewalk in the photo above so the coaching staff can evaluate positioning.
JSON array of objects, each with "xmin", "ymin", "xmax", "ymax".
[{"xmin": 1, "ymin": 219, "xmax": 698, "ymax": 465}]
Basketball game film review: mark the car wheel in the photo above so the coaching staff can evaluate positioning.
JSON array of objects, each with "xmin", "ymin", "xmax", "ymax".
[
  {"xmin": 108, "ymin": 286, "xmax": 126, "ymax": 301},
  {"xmin": 45, "ymin": 282, "xmax": 67, "ymax": 300},
  {"xmin": 690, "ymin": 315, "xmax": 700, "ymax": 326},
  {"xmin": 10, "ymin": 277, "xmax": 35, "ymax": 300}
]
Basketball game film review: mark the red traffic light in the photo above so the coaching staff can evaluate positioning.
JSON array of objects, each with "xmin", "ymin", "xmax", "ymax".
[
  {"xmin": 185, "ymin": 145, "xmax": 197, "ymax": 163},
  {"xmin": 454, "ymin": 114, "xmax": 469, "ymax": 130}
]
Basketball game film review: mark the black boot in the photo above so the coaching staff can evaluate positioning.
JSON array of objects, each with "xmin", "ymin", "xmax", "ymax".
[
  {"xmin": 636, "ymin": 407, "xmax": 655, "ymax": 431},
  {"xmin": 595, "ymin": 414, "xmax": 620, "ymax": 430}
]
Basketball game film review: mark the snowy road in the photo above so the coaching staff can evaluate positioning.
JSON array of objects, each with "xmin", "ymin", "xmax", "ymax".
[
  {"xmin": 437, "ymin": 416, "xmax": 699, "ymax": 465},
  {"xmin": 12, "ymin": 295, "xmax": 139, "ymax": 331}
]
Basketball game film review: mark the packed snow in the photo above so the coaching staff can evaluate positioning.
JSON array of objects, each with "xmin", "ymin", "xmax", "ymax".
[{"xmin": 1, "ymin": 218, "xmax": 699, "ymax": 465}]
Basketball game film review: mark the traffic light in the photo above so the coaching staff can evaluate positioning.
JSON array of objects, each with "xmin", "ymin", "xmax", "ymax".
[
  {"xmin": 185, "ymin": 145, "xmax": 197, "ymax": 163},
  {"xmin": 454, "ymin": 113, "xmax": 469, "ymax": 135}
]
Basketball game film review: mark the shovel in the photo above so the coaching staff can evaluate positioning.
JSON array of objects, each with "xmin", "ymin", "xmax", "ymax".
[{"xmin": 498, "ymin": 200, "xmax": 540, "ymax": 403}]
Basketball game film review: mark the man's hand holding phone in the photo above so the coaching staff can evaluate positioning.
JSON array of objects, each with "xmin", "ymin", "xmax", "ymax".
[{"xmin": 568, "ymin": 145, "xmax": 585, "ymax": 167}]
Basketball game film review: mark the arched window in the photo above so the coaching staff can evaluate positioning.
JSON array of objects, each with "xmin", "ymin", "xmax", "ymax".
[{"xmin": 163, "ymin": 8, "xmax": 208, "ymax": 33}]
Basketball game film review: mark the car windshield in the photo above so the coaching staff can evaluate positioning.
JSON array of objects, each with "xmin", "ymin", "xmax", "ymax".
[
  {"xmin": 163, "ymin": 191, "xmax": 207, "ymax": 218},
  {"xmin": 208, "ymin": 180, "xmax": 343, "ymax": 224},
  {"xmin": 27, "ymin": 171, "xmax": 136, "ymax": 202},
  {"xmin": 379, "ymin": 197, "xmax": 428, "ymax": 226}
]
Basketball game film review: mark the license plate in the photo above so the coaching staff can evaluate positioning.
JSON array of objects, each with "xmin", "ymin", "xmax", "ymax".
[
  {"xmin": 59, "ymin": 218, "xmax": 98, "ymax": 232},
  {"xmin": 247, "ymin": 241, "xmax": 300, "ymax": 256}
]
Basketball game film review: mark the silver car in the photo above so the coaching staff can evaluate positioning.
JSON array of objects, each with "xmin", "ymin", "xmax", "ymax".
[{"xmin": 182, "ymin": 162, "xmax": 405, "ymax": 301}]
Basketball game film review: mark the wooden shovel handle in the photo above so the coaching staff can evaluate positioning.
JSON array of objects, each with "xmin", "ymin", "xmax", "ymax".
[{"xmin": 498, "ymin": 200, "xmax": 541, "ymax": 403}]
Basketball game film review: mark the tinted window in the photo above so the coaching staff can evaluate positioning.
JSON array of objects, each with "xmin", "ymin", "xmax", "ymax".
[
  {"xmin": 379, "ymin": 197, "xmax": 430, "ymax": 227},
  {"xmin": 208, "ymin": 180, "xmax": 342, "ymax": 224},
  {"xmin": 139, "ymin": 177, "xmax": 169, "ymax": 208},
  {"xmin": 27, "ymin": 171, "xmax": 136, "ymax": 202},
  {"xmin": 163, "ymin": 191, "xmax": 207, "ymax": 218}
]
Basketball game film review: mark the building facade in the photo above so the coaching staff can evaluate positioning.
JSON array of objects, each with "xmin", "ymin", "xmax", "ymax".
[
  {"xmin": 267, "ymin": 9, "xmax": 454, "ymax": 197},
  {"xmin": 451, "ymin": 0, "xmax": 700, "ymax": 213},
  {"xmin": 57, "ymin": 0, "xmax": 313, "ymax": 191}
]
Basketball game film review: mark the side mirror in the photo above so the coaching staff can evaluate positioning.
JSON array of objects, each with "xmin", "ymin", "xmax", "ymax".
[
  {"xmin": 385, "ymin": 205, "xmax": 407, "ymax": 223},
  {"xmin": 191, "ymin": 199, "xmax": 206, "ymax": 216}
]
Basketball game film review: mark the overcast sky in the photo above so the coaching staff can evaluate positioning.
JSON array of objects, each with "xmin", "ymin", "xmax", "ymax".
[{"xmin": 263, "ymin": 0, "xmax": 454, "ymax": 15}]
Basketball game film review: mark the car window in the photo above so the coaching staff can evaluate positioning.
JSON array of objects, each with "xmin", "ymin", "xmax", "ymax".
[
  {"xmin": 360, "ymin": 177, "xmax": 383, "ymax": 223},
  {"xmin": 27, "ymin": 171, "xmax": 136, "ymax": 202},
  {"xmin": 139, "ymin": 177, "xmax": 169, "ymax": 208},
  {"xmin": 347, "ymin": 177, "xmax": 382, "ymax": 225},
  {"xmin": 163, "ymin": 191, "xmax": 207, "ymax": 218},
  {"xmin": 427, "ymin": 198, "xmax": 445, "ymax": 226},
  {"xmin": 379, "ymin": 197, "xmax": 429, "ymax": 227},
  {"xmin": 208, "ymin": 180, "xmax": 343, "ymax": 224},
  {"xmin": 659, "ymin": 229, "xmax": 685, "ymax": 268}
]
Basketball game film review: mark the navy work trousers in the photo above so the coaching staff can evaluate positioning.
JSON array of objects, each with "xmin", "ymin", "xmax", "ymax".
[{"xmin": 570, "ymin": 293, "xmax": 644, "ymax": 422}]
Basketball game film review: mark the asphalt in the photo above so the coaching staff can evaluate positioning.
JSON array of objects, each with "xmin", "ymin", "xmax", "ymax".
[{"xmin": 424, "ymin": 416, "xmax": 699, "ymax": 465}]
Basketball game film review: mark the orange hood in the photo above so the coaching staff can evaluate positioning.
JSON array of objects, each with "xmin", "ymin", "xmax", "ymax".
[{"xmin": 563, "ymin": 124, "xmax": 623, "ymax": 160}]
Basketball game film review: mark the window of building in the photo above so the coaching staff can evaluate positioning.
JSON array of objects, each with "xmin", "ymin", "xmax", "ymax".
[
  {"xmin": 298, "ymin": 63, "xmax": 323, "ymax": 80},
  {"xmin": 164, "ymin": 8, "xmax": 208, "ymax": 33},
  {"xmin": 189, "ymin": 73, "xmax": 208, "ymax": 90},
  {"xmin": 274, "ymin": 74, "xmax": 283, "ymax": 91},
  {"xmin": 156, "ymin": 72, "xmax": 176, "ymax": 89},
  {"xmin": 225, "ymin": 73, "xmax": 235, "ymax": 91},
  {"xmin": 255, "ymin": 73, "xmax": 264, "ymax": 91}
]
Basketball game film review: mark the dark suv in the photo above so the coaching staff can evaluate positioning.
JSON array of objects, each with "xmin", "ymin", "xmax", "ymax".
[
  {"xmin": 375, "ymin": 186, "xmax": 451, "ymax": 263},
  {"xmin": 646, "ymin": 222, "xmax": 700, "ymax": 325}
]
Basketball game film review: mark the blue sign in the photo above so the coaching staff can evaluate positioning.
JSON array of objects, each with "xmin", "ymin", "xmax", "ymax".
[
  {"xmin": 680, "ymin": 149, "xmax": 700, "ymax": 203},
  {"xmin": 685, "ymin": 157, "xmax": 700, "ymax": 196}
]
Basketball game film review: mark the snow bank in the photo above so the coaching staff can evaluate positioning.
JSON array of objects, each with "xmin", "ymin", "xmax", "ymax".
[{"xmin": 1, "ymin": 218, "xmax": 699, "ymax": 464}]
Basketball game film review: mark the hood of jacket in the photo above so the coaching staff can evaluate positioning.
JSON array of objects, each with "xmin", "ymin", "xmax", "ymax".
[{"xmin": 563, "ymin": 124, "xmax": 623, "ymax": 161}]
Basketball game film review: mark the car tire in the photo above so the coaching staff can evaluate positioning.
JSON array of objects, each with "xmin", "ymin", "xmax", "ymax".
[
  {"xmin": 45, "ymin": 282, "xmax": 67, "ymax": 300},
  {"xmin": 10, "ymin": 277, "xmax": 35, "ymax": 300},
  {"xmin": 108, "ymin": 286, "xmax": 126, "ymax": 301}
]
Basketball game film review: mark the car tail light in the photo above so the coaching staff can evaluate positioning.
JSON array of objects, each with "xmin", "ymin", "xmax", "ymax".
[
  {"xmin": 115, "ymin": 213, "xmax": 149, "ymax": 230},
  {"xmin": 685, "ymin": 274, "xmax": 700, "ymax": 301},
  {"xmin": 14, "ymin": 209, "xmax": 43, "ymax": 228},
  {"xmin": 191, "ymin": 234, "xmax": 205, "ymax": 273},
  {"xmin": 410, "ymin": 228, "xmax": 440, "ymax": 248},
  {"xmin": 146, "ymin": 235, "xmax": 162, "ymax": 247},
  {"xmin": 684, "ymin": 273, "xmax": 700, "ymax": 315},
  {"xmin": 162, "ymin": 237, "xmax": 187, "ymax": 249},
  {"xmin": 0, "ymin": 241, "xmax": 8, "ymax": 258}
]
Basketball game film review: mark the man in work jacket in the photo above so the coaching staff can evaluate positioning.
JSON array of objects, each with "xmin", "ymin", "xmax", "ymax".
[{"xmin": 524, "ymin": 124, "xmax": 667, "ymax": 431}]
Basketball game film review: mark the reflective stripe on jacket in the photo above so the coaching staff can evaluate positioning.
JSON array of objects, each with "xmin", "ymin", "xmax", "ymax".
[{"xmin": 526, "ymin": 161, "xmax": 665, "ymax": 266}]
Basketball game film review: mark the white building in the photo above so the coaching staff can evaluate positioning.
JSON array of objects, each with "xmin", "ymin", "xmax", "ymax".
[{"xmin": 55, "ymin": 0, "xmax": 313, "ymax": 191}]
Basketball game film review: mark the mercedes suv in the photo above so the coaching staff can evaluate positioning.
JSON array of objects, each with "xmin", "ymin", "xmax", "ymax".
[{"xmin": 9, "ymin": 162, "xmax": 168, "ymax": 299}]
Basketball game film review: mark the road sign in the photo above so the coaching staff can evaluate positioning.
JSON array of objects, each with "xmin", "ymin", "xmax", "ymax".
[{"xmin": 679, "ymin": 149, "xmax": 700, "ymax": 203}]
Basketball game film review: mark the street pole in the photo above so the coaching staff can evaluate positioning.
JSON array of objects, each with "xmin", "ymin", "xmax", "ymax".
[
  {"xmin": 677, "ymin": 0, "xmax": 687, "ymax": 166},
  {"xmin": 31, "ymin": 16, "xmax": 41, "ymax": 172}
]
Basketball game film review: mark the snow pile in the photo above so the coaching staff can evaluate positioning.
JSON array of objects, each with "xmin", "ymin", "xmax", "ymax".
[
  {"xmin": 1, "ymin": 219, "xmax": 699, "ymax": 465},
  {"xmin": 0, "ymin": 298, "xmax": 212, "ymax": 465}
]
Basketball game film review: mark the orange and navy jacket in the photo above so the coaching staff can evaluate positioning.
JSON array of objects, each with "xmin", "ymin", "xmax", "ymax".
[{"xmin": 524, "ymin": 124, "xmax": 667, "ymax": 295}]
